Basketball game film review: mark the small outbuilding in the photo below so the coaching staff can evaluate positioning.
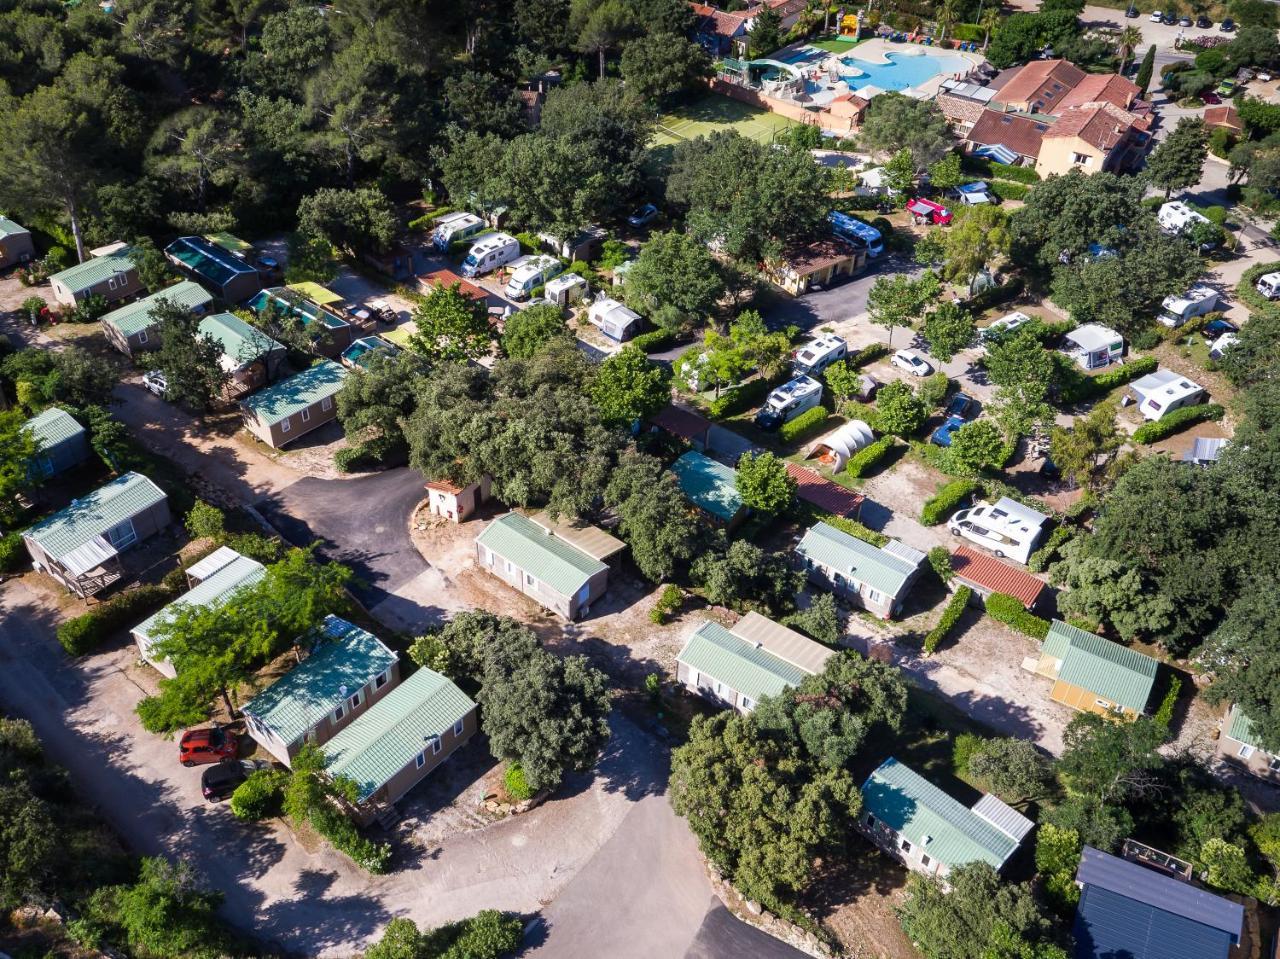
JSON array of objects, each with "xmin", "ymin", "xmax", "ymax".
[
  {"xmin": 805, "ymin": 420, "xmax": 875, "ymax": 472},
  {"xmin": 475, "ymin": 512, "xmax": 614, "ymax": 620},
  {"xmin": 0, "ymin": 215, "xmax": 36, "ymax": 269},
  {"xmin": 1217, "ymin": 705, "xmax": 1280, "ymax": 783},
  {"xmin": 1182, "ymin": 436, "xmax": 1226, "ymax": 466},
  {"xmin": 767, "ymin": 238, "xmax": 864, "ymax": 296},
  {"xmin": 424, "ymin": 476, "xmax": 492, "ymax": 523},
  {"xmin": 1128, "ymin": 369, "xmax": 1205, "ymax": 421},
  {"xmin": 240, "ymin": 360, "xmax": 348, "ymax": 448},
  {"xmin": 48, "ymin": 246, "xmax": 143, "ymax": 308},
  {"xmin": 416, "ymin": 268, "xmax": 489, "ymax": 303},
  {"xmin": 797, "ymin": 522, "xmax": 926, "ymax": 619},
  {"xmin": 785, "ymin": 462, "xmax": 865, "ymax": 519},
  {"xmin": 648, "ymin": 405, "xmax": 713, "ymax": 451},
  {"xmin": 1063, "ymin": 324, "xmax": 1124, "ymax": 370},
  {"xmin": 670, "ymin": 451, "xmax": 746, "ymax": 529},
  {"xmin": 544, "ymin": 272, "xmax": 588, "ymax": 307},
  {"xmin": 949, "ymin": 545, "xmax": 1047, "ymax": 610},
  {"xmin": 165, "ymin": 235, "xmax": 263, "ymax": 304},
  {"xmin": 101, "ymin": 281, "xmax": 215, "ymax": 357},
  {"xmin": 23, "ymin": 472, "xmax": 170, "ymax": 597},
  {"xmin": 23, "ymin": 407, "xmax": 91, "ymax": 480},
  {"xmin": 198, "ymin": 311, "xmax": 286, "ymax": 391}
]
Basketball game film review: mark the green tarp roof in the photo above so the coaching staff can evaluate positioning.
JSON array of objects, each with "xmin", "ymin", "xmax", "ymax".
[
  {"xmin": 24, "ymin": 472, "xmax": 165, "ymax": 560},
  {"xmin": 206, "ymin": 232, "xmax": 252, "ymax": 254},
  {"xmin": 861, "ymin": 757, "xmax": 1021, "ymax": 871},
  {"xmin": 677, "ymin": 620, "xmax": 808, "ymax": 703},
  {"xmin": 101, "ymin": 281, "xmax": 213, "ymax": 337},
  {"xmin": 670, "ymin": 451, "xmax": 743, "ymax": 522},
  {"xmin": 323, "ymin": 666, "xmax": 476, "ymax": 802},
  {"xmin": 24, "ymin": 407, "xmax": 84, "ymax": 450},
  {"xmin": 243, "ymin": 615, "xmax": 397, "ymax": 746},
  {"xmin": 475, "ymin": 512, "xmax": 607, "ymax": 597},
  {"xmin": 50, "ymin": 250, "xmax": 136, "ymax": 296},
  {"xmin": 241, "ymin": 361, "xmax": 347, "ymax": 426},
  {"xmin": 797, "ymin": 522, "xmax": 923, "ymax": 598},
  {"xmin": 1049, "ymin": 621, "xmax": 1158, "ymax": 713}
]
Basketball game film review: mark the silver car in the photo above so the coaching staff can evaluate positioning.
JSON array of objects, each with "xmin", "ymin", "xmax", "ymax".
[
  {"xmin": 142, "ymin": 370, "xmax": 167, "ymax": 396},
  {"xmin": 891, "ymin": 349, "xmax": 932, "ymax": 377}
]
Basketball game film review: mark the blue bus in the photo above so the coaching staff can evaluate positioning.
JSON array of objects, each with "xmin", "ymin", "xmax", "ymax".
[{"xmin": 828, "ymin": 211, "xmax": 884, "ymax": 258}]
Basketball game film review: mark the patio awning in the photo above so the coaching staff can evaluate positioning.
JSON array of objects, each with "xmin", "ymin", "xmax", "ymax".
[{"xmin": 60, "ymin": 535, "xmax": 118, "ymax": 577}]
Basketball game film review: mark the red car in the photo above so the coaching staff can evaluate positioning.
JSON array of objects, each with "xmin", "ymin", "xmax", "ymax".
[
  {"xmin": 907, "ymin": 197, "xmax": 953, "ymax": 225},
  {"xmin": 1201, "ymin": 90, "xmax": 1222, "ymax": 104},
  {"xmin": 179, "ymin": 727, "xmax": 239, "ymax": 767}
]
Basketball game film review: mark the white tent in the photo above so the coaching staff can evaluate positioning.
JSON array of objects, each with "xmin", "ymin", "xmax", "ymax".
[{"xmin": 805, "ymin": 420, "xmax": 875, "ymax": 471}]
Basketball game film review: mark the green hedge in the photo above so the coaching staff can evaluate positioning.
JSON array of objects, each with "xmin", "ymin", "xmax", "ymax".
[
  {"xmin": 631, "ymin": 328, "xmax": 675, "ymax": 354},
  {"xmin": 1235, "ymin": 262, "xmax": 1280, "ymax": 318},
  {"xmin": 960, "ymin": 156, "xmax": 1041, "ymax": 184},
  {"xmin": 848, "ymin": 342, "xmax": 889, "ymax": 369},
  {"xmin": 988, "ymin": 180, "xmax": 1031, "ymax": 202},
  {"xmin": 987, "ymin": 592, "xmax": 1050, "ymax": 640},
  {"xmin": 708, "ymin": 377, "xmax": 775, "ymax": 419},
  {"xmin": 230, "ymin": 769, "xmax": 288, "ymax": 821},
  {"xmin": 921, "ymin": 479, "xmax": 978, "ymax": 526},
  {"xmin": 845, "ymin": 434, "xmax": 895, "ymax": 479},
  {"xmin": 1027, "ymin": 525, "xmax": 1075, "ymax": 573},
  {"xmin": 779, "ymin": 406, "xmax": 830, "ymax": 443},
  {"xmin": 1154, "ymin": 676, "xmax": 1182, "ymax": 736},
  {"xmin": 1057, "ymin": 356, "xmax": 1158, "ymax": 404},
  {"xmin": 1132, "ymin": 403, "xmax": 1224, "ymax": 444},
  {"xmin": 809, "ymin": 508, "xmax": 889, "ymax": 547},
  {"xmin": 57, "ymin": 584, "xmax": 177, "ymax": 656},
  {"xmin": 0, "ymin": 531, "xmax": 26, "ymax": 573},
  {"xmin": 925, "ymin": 585, "xmax": 972, "ymax": 655}
]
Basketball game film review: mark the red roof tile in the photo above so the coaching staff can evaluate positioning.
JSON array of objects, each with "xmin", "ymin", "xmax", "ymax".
[
  {"xmin": 1204, "ymin": 105, "xmax": 1242, "ymax": 132},
  {"xmin": 997, "ymin": 59, "xmax": 1086, "ymax": 110},
  {"xmin": 417, "ymin": 269, "xmax": 487, "ymax": 302},
  {"xmin": 950, "ymin": 545, "xmax": 1047, "ymax": 608},
  {"xmin": 1043, "ymin": 101, "xmax": 1143, "ymax": 151},
  {"xmin": 966, "ymin": 109, "xmax": 1049, "ymax": 160},
  {"xmin": 1055, "ymin": 73, "xmax": 1139, "ymax": 112},
  {"xmin": 786, "ymin": 463, "xmax": 864, "ymax": 518},
  {"xmin": 651, "ymin": 405, "xmax": 712, "ymax": 441},
  {"xmin": 425, "ymin": 479, "xmax": 463, "ymax": 494}
]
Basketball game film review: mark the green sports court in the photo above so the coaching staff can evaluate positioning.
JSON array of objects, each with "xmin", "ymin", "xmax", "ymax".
[{"xmin": 652, "ymin": 94, "xmax": 798, "ymax": 147}]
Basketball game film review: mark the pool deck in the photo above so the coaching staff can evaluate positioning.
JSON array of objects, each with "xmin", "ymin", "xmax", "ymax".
[{"xmin": 779, "ymin": 37, "xmax": 986, "ymax": 104}]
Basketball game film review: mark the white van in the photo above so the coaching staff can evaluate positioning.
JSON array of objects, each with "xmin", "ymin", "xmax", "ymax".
[
  {"xmin": 460, "ymin": 233, "xmax": 520, "ymax": 278},
  {"xmin": 754, "ymin": 375, "xmax": 823, "ymax": 430},
  {"xmin": 431, "ymin": 212, "xmax": 486, "ymax": 252},
  {"xmin": 793, "ymin": 334, "xmax": 848, "ymax": 376},
  {"xmin": 1158, "ymin": 285, "xmax": 1220, "ymax": 328},
  {"xmin": 504, "ymin": 254, "xmax": 564, "ymax": 300},
  {"xmin": 1157, "ymin": 201, "xmax": 1209, "ymax": 236},
  {"xmin": 1257, "ymin": 271, "xmax": 1280, "ymax": 300},
  {"xmin": 947, "ymin": 497, "xmax": 1049, "ymax": 565}
]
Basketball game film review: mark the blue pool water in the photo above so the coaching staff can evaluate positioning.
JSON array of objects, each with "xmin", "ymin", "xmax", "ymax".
[{"xmin": 783, "ymin": 48, "xmax": 968, "ymax": 92}]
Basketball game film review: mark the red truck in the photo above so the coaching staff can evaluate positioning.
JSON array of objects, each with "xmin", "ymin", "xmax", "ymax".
[{"xmin": 907, "ymin": 197, "xmax": 953, "ymax": 225}]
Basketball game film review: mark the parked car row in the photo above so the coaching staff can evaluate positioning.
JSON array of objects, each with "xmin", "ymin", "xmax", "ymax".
[
  {"xmin": 177, "ymin": 726, "xmax": 283, "ymax": 803},
  {"xmin": 1143, "ymin": 8, "xmax": 1227, "ymax": 29}
]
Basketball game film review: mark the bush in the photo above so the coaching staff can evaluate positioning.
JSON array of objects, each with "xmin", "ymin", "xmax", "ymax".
[
  {"xmin": 57, "ymin": 584, "xmax": 176, "ymax": 656},
  {"xmin": 0, "ymin": 531, "xmax": 27, "ymax": 573},
  {"xmin": 504, "ymin": 762, "xmax": 533, "ymax": 802},
  {"xmin": 1028, "ymin": 525, "xmax": 1075, "ymax": 573},
  {"xmin": 707, "ymin": 376, "xmax": 775, "ymax": 419},
  {"xmin": 928, "ymin": 545, "xmax": 953, "ymax": 583},
  {"xmin": 986, "ymin": 592, "xmax": 1050, "ymax": 639},
  {"xmin": 920, "ymin": 479, "xmax": 978, "ymax": 526},
  {"xmin": 953, "ymin": 732, "xmax": 986, "ymax": 776},
  {"xmin": 848, "ymin": 342, "xmax": 889, "ymax": 368},
  {"xmin": 1132, "ymin": 403, "xmax": 1224, "ymax": 444},
  {"xmin": 310, "ymin": 801, "xmax": 392, "ymax": 873},
  {"xmin": 845, "ymin": 434, "xmax": 895, "ymax": 479},
  {"xmin": 988, "ymin": 180, "xmax": 1030, "ymax": 202},
  {"xmin": 1154, "ymin": 676, "xmax": 1182, "ymax": 733},
  {"xmin": 1056, "ymin": 356, "xmax": 1159, "ymax": 404},
  {"xmin": 1236, "ymin": 262, "xmax": 1280, "ymax": 318},
  {"xmin": 779, "ymin": 405, "xmax": 829, "ymax": 443},
  {"xmin": 960, "ymin": 156, "xmax": 1041, "ymax": 183},
  {"xmin": 808, "ymin": 508, "xmax": 890, "ymax": 547},
  {"xmin": 917, "ymin": 372, "xmax": 949, "ymax": 408},
  {"xmin": 649, "ymin": 583, "xmax": 683, "ymax": 624},
  {"xmin": 184, "ymin": 500, "xmax": 225, "ymax": 541},
  {"xmin": 229, "ymin": 769, "xmax": 287, "ymax": 821},
  {"xmin": 630, "ymin": 328, "xmax": 675, "ymax": 354},
  {"xmin": 924, "ymin": 585, "xmax": 972, "ymax": 655}
]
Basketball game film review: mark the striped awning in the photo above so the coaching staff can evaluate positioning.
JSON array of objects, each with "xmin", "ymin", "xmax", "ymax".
[
  {"xmin": 60, "ymin": 535, "xmax": 118, "ymax": 576},
  {"xmin": 974, "ymin": 144, "xmax": 1019, "ymax": 165}
]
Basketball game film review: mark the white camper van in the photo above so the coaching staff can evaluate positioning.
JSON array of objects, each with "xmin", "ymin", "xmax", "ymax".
[
  {"xmin": 792, "ymin": 334, "xmax": 848, "ymax": 376},
  {"xmin": 1158, "ymin": 285, "xmax": 1221, "ymax": 328},
  {"xmin": 754, "ymin": 376, "xmax": 823, "ymax": 430},
  {"xmin": 947, "ymin": 497, "xmax": 1049, "ymax": 565},
  {"xmin": 504, "ymin": 255, "xmax": 564, "ymax": 300},
  {"xmin": 1257, "ymin": 272, "xmax": 1280, "ymax": 300},
  {"xmin": 1157, "ymin": 201, "xmax": 1210, "ymax": 235},
  {"xmin": 460, "ymin": 233, "xmax": 520, "ymax": 278},
  {"xmin": 431, "ymin": 212, "xmax": 486, "ymax": 252}
]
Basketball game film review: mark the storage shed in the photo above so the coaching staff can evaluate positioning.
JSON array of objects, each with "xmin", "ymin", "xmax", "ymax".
[{"xmin": 24, "ymin": 407, "xmax": 91, "ymax": 480}]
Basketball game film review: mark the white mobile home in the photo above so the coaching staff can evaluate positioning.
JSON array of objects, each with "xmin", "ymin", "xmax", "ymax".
[
  {"xmin": 1157, "ymin": 200, "xmax": 1209, "ymax": 235},
  {"xmin": 1158, "ymin": 286, "xmax": 1220, "ymax": 328},
  {"xmin": 431, "ymin": 212, "xmax": 486, "ymax": 251},
  {"xmin": 504, "ymin": 254, "xmax": 563, "ymax": 300},
  {"xmin": 545, "ymin": 272, "xmax": 588, "ymax": 307},
  {"xmin": 1256, "ymin": 271, "xmax": 1280, "ymax": 300},
  {"xmin": 1129, "ymin": 369, "xmax": 1205, "ymax": 421}
]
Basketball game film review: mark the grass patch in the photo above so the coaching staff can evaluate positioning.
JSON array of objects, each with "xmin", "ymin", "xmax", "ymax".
[
  {"xmin": 653, "ymin": 93, "xmax": 798, "ymax": 147},
  {"xmin": 808, "ymin": 35, "xmax": 864, "ymax": 53}
]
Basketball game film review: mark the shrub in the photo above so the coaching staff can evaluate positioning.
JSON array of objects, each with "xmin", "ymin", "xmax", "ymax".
[
  {"xmin": 310, "ymin": 801, "xmax": 391, "ymax": 873},
  {"xmin": 57, "ymin": 584, "xmax": 176, "ymax": 656},
  {"xmin": 924, "ymin": 585, "xmax": 971, "ymax": 655},
  {"xmin": 920, "ymin": 479, "xmax": 978, "ymax": 526},
  {"xmin": 630, "ymin": 328, "xmax": 675, "ymax": 354},
  {"xmin": 229, "ymin": 769, "xmax": 287, "ymax": 821},
  {"xmin": 0, "ymin": 531, "xmax": 27, "ymax": 573},
  {"xmin": 779, "ymin": 405, "xmax": 829, "ymax": 443},
  {"xmin": 807, "ymin": 507, "xmax": 889, "ymax": 547},
  {"xmin": 184, "ymin": 500, "xmax": 225, "ymax": 541},
  {"xmin": 928, "ymin": 545, "xmax": 953, "ymax": 582},
  {"xmin": 953, "ymin": 732, "xmax": 986, "ymax": 776},
  {"xmin": 1056, "ymin": 356, "xmax": 1159, "ymax": 404},
  {"xmin": 1132, "ymin": 403, "xmax": 1224, "ymax": 444},
  {"xmin": 1236, "ymin": 262, "xmax": 1280, "ymax": 318},
  {"xmin": 986, "ymin": 592, "xmax": 1050, "ymax": 639},
  {"xmin": 225, "ymin": 532, "xmax": 282, "ymax": 563},
  {"xmin": 1028, "ymin": 525, "xmax": 1075, "ymax": 573},
  {"xmin": 334, "ymin": 444, "xmax": 369, "ymax": 473},
  {"xmin": 960, "ymin": 156, "xmax": 1041, "ymax": 183},
  {"xmin": 504, "ymin": 762, "xmax": 533, "ymax": 802},
  {"xmin": 1154, "ymin": 676, "xmax": 1182, "ymax": 734},
  {"xmin": 649, "ymin": 583, "xmax": 683, "ymax": 624},
  {"xmin": 917, "ymin": 372, "xmax": 949, "ymax": 408},
  {"xmin": 845, "ymin": 434, "xmax": 895, "ymax": 479},
  {"xmin": 707, "ymin": 377, "xmax": 775, "ymax": 419},
  {"xmin": 848, "ymin": 342, "xmax": 889, "ymax": 368},
  {"xmin": 988, "ymin": 180, "xmax": 1030, "ymax": 202}
]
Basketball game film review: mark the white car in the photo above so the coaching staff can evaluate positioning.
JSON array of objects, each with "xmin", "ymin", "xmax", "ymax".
[
  {"xmin": 891, "ymin": 349, "xmax": 932, "ymax": 376},
  {"xmin": 142, "ymin": 370, "xmax": 167, "ymax": 397},
  {"xmin": 980, "ymin": 311, "xmax": 1033, "ymax": 342},
  {"xmin": 1150, "ymin": 9, "xmax": 1163, "ymax": 21}
]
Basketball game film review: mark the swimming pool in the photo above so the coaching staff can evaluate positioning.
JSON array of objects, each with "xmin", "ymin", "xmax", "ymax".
[{"xmin": 783, "ymin": 47, "xmax": 969, "ymax": 93}]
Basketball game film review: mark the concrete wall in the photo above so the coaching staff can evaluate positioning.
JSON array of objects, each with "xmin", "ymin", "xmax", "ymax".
[
  {"xmin": 0, "ymin": 231, "xmax": 36, "ymax": 270},
  {"xmin": 243, "ymin": 395, "xmax": 339, "ymax": 449}
]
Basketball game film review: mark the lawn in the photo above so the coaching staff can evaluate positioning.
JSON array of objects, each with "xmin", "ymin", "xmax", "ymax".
[
  {"xmin": 652, "ymin": 93, "xmax": 798, "ymax": 148},
  {"xmin": 807, "ymin": 35, "xmax": 864, "ymax": 53}
]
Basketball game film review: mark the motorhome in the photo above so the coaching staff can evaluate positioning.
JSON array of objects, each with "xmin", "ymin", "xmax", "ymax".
[
  {"xmin": 792, "ymin": 334, "xmax": 848, "ymax": 376},
  {"xmin": 1157, "ymin": 200, "xmax": 1210, "ymax": 235},
  {"xmin": 947, "ymin": 497, "xmax": 1049, "ymax": 565},
  {"xmin": 504, "ymin": 254, "xmax": 564, "ymax": 301},
  {"xmin": 1257, "ymin": 271, "xmax": 1280, "ymax": 300},
  {"xmin": 906, "ymin": 197, "xmax": 952, "ymax": 225},
  {"xmin": 460, "ymin": 233, "xmax": 520, "ymax": 278},
  {"xmin": 1158, "ymin": 285, "xmax": 1221, "ymax": 328},
  {"xmin": 755, "ymin": 376, "xmax": 823, "ymax": 430},
  {"xmin": 828, "ymin": 211, "xmax": 885, "ymax": 258},
  {"xmin": 431, "ymin": 212, "xmax": 486, "ymax": 252}
]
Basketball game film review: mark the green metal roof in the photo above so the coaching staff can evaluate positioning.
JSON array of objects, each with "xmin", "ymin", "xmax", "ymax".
[
  {"xmin": 670, "ymin": 451, "xmax": 744, "ymax": 522},
  {"xmin": 475, "ymin": 512, "xmax": 607, "ymax": 597},
  {"xmin": 50, "ymin": 250, "xmax": 136, "ymax": 296},
  {"xmin": 198, "ymin": 312, "xmax": 281, "ymax": 367},
  {"xmin": 101, "ymin": 281, "xmax": 213, "ymax": 337},
  {"xmin": 241, "ymin": 361, "xmax": 348, "ymax": 426},
  {"xmin": 1226, "ymin": 705, "xmax": 1260, "ymax": 749},
  {"xmin": 677, "ymin": 621, "xmax": 808, "ymax": 703},
  {"xmin": 861, "ymin": 757, "xmax": 1021, "ymax": 871},
  {"xmin": 243, "ymin": 615, "xmax": 397, "ymax": 747},
  {"xmin": 323, "ymin": 666, "xmax": 476, "ymax": 801},
  {"xmin": 24, "ymin": 472, "xmax": 166, "ymax": 560},
  {"xmin": 1053, "ymin": 623, "xmax": 1158, "ymax": 714},
  {"xmin": 0, "ymin": 215, "xmax": 29, "ymax": 238},
  {"xmin": 797, "ymin": 522, "xmax": 922, "ymax": 598},
  {"xmin": 165, "ymin": 236, "xmax": 258, "ymax": 287},
  {"xmin": 132, "ymin": 554, "xmax": 265, "ymax": 646},
  {"xmin": 24, "ymin": 407, "xmax": 84, "ymax": 450}
]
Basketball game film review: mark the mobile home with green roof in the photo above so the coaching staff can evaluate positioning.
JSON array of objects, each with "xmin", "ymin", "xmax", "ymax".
[
  {"xmin": 198, "ymin": 311, "xmax": 286, "ymax": 390},
  {"xmin": 240, "ymin": 360, "xmax": 348, "ymax": 448},
  {"xmin": 243, "ymin": 615, "xmax": 401, "ymax": 766},
  {"xmin": 0, "ymin": 215, "xmax": 35, "ymax": 269},
  {"xmin": 23, "ymin": 407, "xmax": 90, "ymax": 479},
  {"xmin": 48, "ymin": 246, "xmax": 143, "ymax": 308},
  {"xmin": 1029, "ymin": 620, "xmax": 1158, "ymax": 718},
  {"xmin": 1217, "ymin": 705, "xmax": 1280, "ymax": 783},
  {"xmin": 101, "ymin": 280, "xmax": 214, "ymax": 357},
  {"xmin": 165, "ymin": 235, "xmax": 262, "ymax": 304},
  {"xmin": 796, "ymin": 521, "xmax": 927, "ymax": 619}
]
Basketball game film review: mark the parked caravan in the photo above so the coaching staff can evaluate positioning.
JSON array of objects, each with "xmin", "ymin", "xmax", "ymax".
[
  {"xmin": 545, "ymin": 272, "xmax": 588, "ymax": 307},
  {"xmin": 460, "ymin": 233, "xmax": 520, "ymax": 278},
  {"xmin": 504, "ymin": 255, "xmax": 564, "ymax": 300},
  {"xmin": 1159, "ymin": 285, "xmax": 1221, "ymax": 328},
  {"xmin": 755, "ymin": 376, "xmax": 823, "ymax": 430},
  {"xmin": 792, "ymin": 333, "xmax": 848, "ymax": 376},
  {"xmin": 431, "ymin": 212, "xmax": 486, "ymax": 251},
  {"xmin": 828, "ymin": 211, "xmax": 885, "ymax": 258},
  {"xmin": 1157, "ymin": 200, "xmax": 1209, "ymax": 235},
  {"xmin": 588, "ymin": 296, "xmax": 643, "ymax": 341}
]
